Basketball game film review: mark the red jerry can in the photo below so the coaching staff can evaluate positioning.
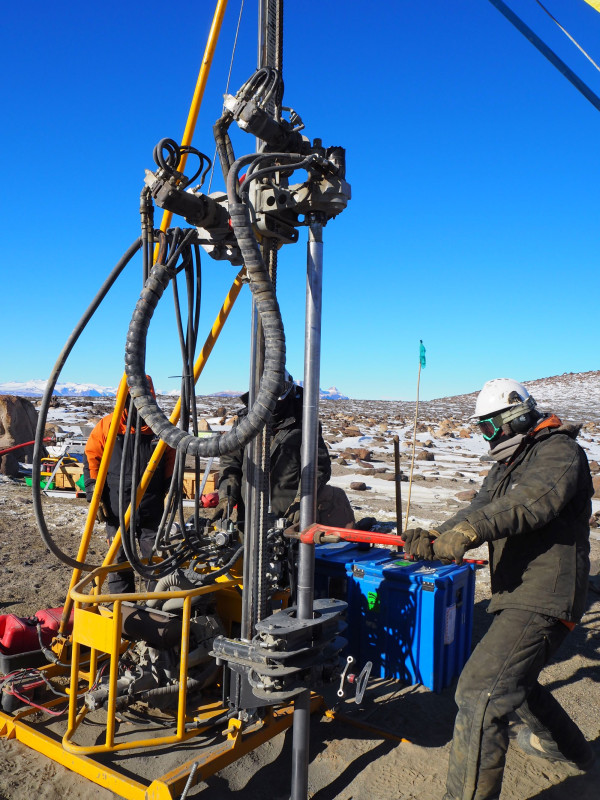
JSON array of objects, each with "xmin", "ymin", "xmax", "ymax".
[
  {"xmin": 35, "ymin": 606, "xmax": 75, "ymax": 639},
  {"xmin": 0, "ymin": 615, "xmax": 40, "ymax": 654}
]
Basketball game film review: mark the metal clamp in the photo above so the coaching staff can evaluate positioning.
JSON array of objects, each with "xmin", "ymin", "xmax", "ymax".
[
  {"xmin": 337, "ymin": 656, "xmax": 354, "ymax": 698},
  {"xmin": 336, "ymin": 656, "xmax": 372, "ymax": 704}
]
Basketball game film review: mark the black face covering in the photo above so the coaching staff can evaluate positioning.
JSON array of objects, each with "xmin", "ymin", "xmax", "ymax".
[
  {"xmin": 272, "ymin": 390, "xmax": 296, "ymax": 426},
  {"xmin": 488, "ymin": 431, "xmax": 526, "ymax": 462}
]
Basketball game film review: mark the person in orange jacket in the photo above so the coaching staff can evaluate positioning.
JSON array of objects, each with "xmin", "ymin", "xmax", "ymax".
[{"xmin": 83, "ymin": 377, "xmax": 176, "ymax": 593}]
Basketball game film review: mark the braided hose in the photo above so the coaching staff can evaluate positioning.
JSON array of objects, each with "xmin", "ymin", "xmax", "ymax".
[{"xmin": 124, "ymin": 160, "xmax": 286, "ymax": 457}]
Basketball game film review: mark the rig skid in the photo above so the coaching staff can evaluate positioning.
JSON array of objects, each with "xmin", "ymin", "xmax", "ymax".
[{"xmin": 0, "ymin": 2, "xmax": 356, "ymax": 799}]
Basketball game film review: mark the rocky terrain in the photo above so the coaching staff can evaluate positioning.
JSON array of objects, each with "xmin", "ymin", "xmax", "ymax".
[{"xmin": 1, "ymin": 375, "xmax": 599, "ymax": 799}]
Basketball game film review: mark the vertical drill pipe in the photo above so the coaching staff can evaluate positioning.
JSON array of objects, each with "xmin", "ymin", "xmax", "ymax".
[
  {"xmin": 291, "ymin": 214, "xmax": 324, "ymax": 800},
  {"xmin": 393, "ymin": 435, "xmax": 402, "ymax": 536},
  {"xmin": 153, "ymin": 0, "xmax": 229, "ymax": 256},
  {"xmin": 241, "ymin": 0, "xmax": 283, "ymax": 643},
  {"xmin": 241, "ymin": 302, "xmax": 266, "ymax": 641}
]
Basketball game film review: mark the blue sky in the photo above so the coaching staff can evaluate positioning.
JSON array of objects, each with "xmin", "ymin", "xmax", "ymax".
[{"xmin": 2, "ymin": 0, "xmax": 599, "ymax": 400}]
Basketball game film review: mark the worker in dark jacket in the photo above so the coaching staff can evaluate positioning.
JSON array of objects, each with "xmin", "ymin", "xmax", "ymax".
[
  {"xmin": 404, "ymin": 378, "xmax": 594, "ymax": 800},
  {"xmin": 213, "ymin": 375, "xmax": 332, "ymax": 524},
  {"xmin": 83, "ymin": 377, "xmax": 176, "ymax": 593}
]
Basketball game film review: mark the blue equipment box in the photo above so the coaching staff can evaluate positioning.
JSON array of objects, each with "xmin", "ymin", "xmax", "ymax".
[
  {"xmin": 314, "ymin": 542, "xmax": 394, "ymax": 601},
  {"xmin": 346, "ymin": 558, "xmax": 475, "ymax": 692}
]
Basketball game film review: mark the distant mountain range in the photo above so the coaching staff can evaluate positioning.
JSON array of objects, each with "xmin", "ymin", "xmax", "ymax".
[
  {"xmin": 211, "ymin": 387, "xmax": 349, "ymax": 400},
  {"xmin": 0, "ymin": 380, "xmax": 118, "ymax": 397},
  {"xmin": 0, "ymin": 380, "xmax": 349, "ymax": 401}
]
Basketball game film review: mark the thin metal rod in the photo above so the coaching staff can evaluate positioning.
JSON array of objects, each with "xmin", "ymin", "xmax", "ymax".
[
  {"xmin": 290, "ymin": 213, "xmax": 324, "ymax": 800},
  {"xmin": 393, "ymin": 435, "xmax": 402, "ymax": 536},
  {"xmin": 404, "ymin": 361, "xmax": 422, "ymax": 532}
]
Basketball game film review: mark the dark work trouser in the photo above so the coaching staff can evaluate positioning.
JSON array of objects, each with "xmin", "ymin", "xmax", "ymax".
[
  {"xmin": 105, "ymin": 523, "xmax": 156, "ymax": 594},
  {"xmin": 444, "ymin": 608, "xmax": 591, "ymax": 800}
]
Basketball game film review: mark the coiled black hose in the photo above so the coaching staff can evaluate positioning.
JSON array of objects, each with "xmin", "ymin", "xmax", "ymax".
[
  {"xmin": 153, "ymin": 137, "xmax": 212, "ymax": 188},
  {"xmin": 124, "ymin": 154, "xmax": 286, "ymax": 459}
]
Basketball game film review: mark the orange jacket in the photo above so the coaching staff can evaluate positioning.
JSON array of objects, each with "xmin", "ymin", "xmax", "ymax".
[{"xmin": 84, "ymin": 412, "xmax": 176, "ymax": 482}]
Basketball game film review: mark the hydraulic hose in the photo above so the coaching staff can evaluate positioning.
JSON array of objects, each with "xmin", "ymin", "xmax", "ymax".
[
  {"xmin": 32, "ymin": 238, "xmax": 142, "ymax": 571},
  {"xmin": 124, "ymin": 156, "xmax": 286, "ymax": 458},
  {"xmin": 139, "ymin": 667, "xmax": 215, "ymax": 701}
]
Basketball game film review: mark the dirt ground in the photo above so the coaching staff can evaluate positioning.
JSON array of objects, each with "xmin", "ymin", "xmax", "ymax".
[{"xmin": 1, "ymin": 470, "xmax": 600, "ymax": 799}]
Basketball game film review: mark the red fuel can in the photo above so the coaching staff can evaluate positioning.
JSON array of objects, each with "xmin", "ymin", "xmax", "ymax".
[
  {"xmin": 0, "ymin": 607, "xmax": 74, "ymax": 654},
  {"xmin": 0, "ymin": 615, "xmax": 40, "ymax": 654}
]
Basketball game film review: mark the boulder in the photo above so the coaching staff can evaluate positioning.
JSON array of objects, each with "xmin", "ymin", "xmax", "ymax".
[
  {"xmin": 459, "ymin": 429, "xmax": 471, "ymax": 439},
  {"xmin": 198, "ymin": 418, "xmax": 212, "ymax": 432},
  {"xmin": 216, "ymin": 406, "xmax": 226, "ymax": 417},
  {"xmin": 0, "ymin": 395, "xmax": 39, "ymax": 477},
  {"xmin": 343, "ymin": 427, "xmax": 362, "ymax": 437},
  {"xmin": 456, "ymin": 489, "xmax": 477, "ymax": 502},
  {"xmin": 436, "ymin": 419, "xmax": 456, "ymax": 438},
  {"xmin": 350, "ymin": 481, "xmax": 367, "ymax": 491},
  {"xmin": 416, "ymin": 451, "xmax": 435, "ymax": 461},
  {"xmin": 593, "ymin": 475, "xmax": 600, "ymax": 499}
]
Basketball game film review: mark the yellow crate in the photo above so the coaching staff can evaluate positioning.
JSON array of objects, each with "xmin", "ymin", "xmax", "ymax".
[{"xmin": 182, "ymin": 469, "xmax": 218, "ymax": 499}]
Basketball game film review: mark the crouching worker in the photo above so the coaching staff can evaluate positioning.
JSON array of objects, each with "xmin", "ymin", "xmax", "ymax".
[
  {"xmin": 83, "ymin": 377, "xmax": 176, "ymax": 594},
  {"xmin": 212, "ymin": 373, "xmax": 353, "ymax": 529},
  {"xmin": 404, "ymin": 378, "xmax": 595, "ymax": 799}
]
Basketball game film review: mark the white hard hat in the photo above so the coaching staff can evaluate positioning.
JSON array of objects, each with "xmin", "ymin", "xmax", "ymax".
[{"xmin": 473, "ymin": 378, "xmax": 532, "ymax": 420}]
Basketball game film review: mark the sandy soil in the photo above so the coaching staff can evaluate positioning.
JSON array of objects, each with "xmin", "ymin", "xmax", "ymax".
[{"xmin": 1, "ymin": 397, "xmax": 599, "ymax": 800}]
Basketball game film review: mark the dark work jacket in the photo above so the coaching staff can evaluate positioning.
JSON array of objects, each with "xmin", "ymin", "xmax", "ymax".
[
  {"xmin": 438, "ymin": 422, "xmax": 592, "ymax": 622},
  {"xmin": 218, "ymin": 388, "xmax": 331, "ymax": 519},
  {"xmin": 84, "ymin": 414, "xmax": 174, "ymax": 530}
]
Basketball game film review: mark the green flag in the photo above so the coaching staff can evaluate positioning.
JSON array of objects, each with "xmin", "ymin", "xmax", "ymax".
[{"xmin": 419, "ymin": 340, "xmax": 426, "ymax": 369}]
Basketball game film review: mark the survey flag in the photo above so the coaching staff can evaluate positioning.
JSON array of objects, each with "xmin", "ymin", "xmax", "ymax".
[{"xmin": 419, "ymin": 340, "xmax": 426, "ymax": 369}]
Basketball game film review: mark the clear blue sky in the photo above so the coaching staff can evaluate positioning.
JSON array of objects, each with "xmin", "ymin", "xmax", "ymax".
[{"xmin": 2, "ymin": 0, "xmax": 599, "ymax": 400}]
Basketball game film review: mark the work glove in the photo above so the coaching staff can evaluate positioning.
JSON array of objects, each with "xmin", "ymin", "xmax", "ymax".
[
  {"xmin": 402, "ymin": 527, "xmax": 440, "ymax": 561},
  {"xmin": 433, "ymin": 522, "xmax": 480, "ymax": 565},
  {"xmin": 85, "ymin": 479, "xmax": 96, "ymax": 504},
  {"xmin": 285, "ymin": 495, "xmax": 302, "ymax": 527},
  {"xmin": 96, "ymin": 500, "xmax": 110, "ymax": 524}
]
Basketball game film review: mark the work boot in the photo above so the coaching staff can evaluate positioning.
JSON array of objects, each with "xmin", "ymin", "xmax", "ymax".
[{"xmin": 516, "ymin": 728, "xmax": 595, "ymax": 770}]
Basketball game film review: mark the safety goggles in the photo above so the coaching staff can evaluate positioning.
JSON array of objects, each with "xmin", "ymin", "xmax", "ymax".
[
  {"xmin": 476, "ymin": 397, "xmax": 537, "ymax": 441},
  {"xmin": 477, "ymin": 416, "xmax": 502, "ymax": 441}
]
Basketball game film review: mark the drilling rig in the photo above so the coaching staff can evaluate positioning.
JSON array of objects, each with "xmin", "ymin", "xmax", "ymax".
[{"xmin": 0, "ymin": 2, "xmax": 359, "ymax": 798}]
